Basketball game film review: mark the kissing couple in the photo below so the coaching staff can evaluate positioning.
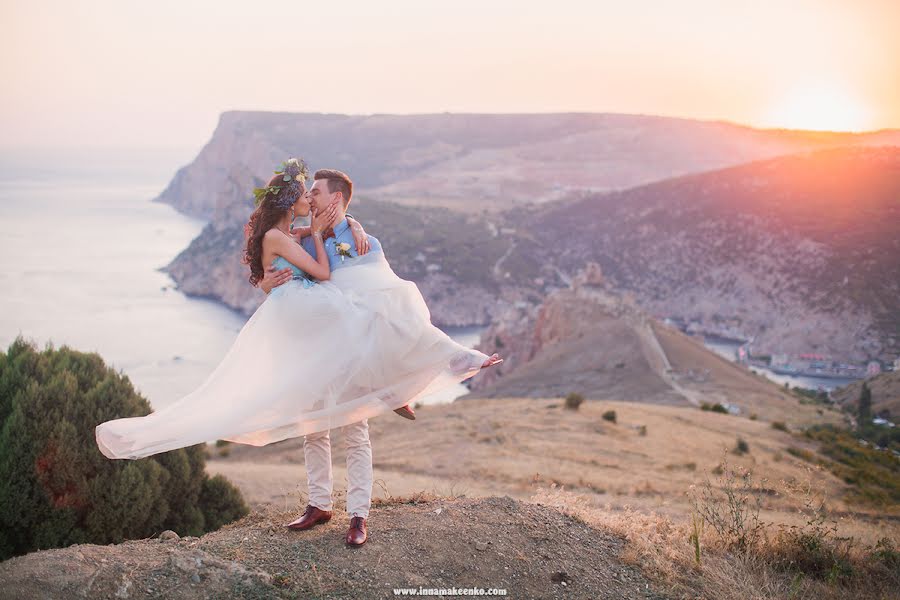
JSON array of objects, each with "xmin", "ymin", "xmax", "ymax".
[{"xmin": 95, "ymin": 158, "xmax": 502, "ymax": 546}]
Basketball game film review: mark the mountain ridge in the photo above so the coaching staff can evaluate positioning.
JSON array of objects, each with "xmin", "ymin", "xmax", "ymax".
[{"xmin": 153, "ymin": 111, "xmax": 900, "ymax": 363}]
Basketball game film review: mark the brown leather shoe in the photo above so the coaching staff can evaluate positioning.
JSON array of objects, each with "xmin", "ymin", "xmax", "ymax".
[
  {"xmin": 346, "ymin": 515, "xmax": 367, "ymax": 546},
  {"xmin": 285, "ymin": 504, "xmax": 332, "ymax": 530},
  {"xmin": 393, "ymin": 405, "xmax": 416, "ymax": 420}
]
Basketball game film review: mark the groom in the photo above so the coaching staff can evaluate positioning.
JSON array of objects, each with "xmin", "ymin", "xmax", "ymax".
[
  {"xmin": 258, "ymin": 168, "xmax": 501, "ymax": 547},
  {"xmin": 258, "ymin": 168, "xmax": 378, "ymax": 547}
]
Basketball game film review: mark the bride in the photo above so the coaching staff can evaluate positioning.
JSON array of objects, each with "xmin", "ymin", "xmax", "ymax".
[{"xmin": 95, "ymin": 158, "xmax": 499, "ymax": 460}]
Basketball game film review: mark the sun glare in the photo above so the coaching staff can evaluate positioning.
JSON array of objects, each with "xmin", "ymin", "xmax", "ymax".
[{"xmin": 767, "ymin": 85, "xmax": 872, "ymax": 132}]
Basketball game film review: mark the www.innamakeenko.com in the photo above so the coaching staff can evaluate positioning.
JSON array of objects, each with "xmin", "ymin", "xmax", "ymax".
[{"xmin": 393, "ymin": 586, "xmax": 508, "ymax": 596}]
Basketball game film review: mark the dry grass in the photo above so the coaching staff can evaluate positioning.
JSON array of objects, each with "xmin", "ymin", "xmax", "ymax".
[
  {"xmin": 205, "ymin": 394, "xmax": 898, "ymax": 598},
  {"xmin": 531, "ymin": 459, "xmax": 900, "ymax": 600},
  {"xmin": 209, "ymin": 398, "xmax": 894, "ymax": 523}
]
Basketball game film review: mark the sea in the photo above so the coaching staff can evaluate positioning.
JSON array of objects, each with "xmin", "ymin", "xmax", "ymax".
[{"xmin": 0, "ymin": 148, "xmax": 477, "ymax": 411}]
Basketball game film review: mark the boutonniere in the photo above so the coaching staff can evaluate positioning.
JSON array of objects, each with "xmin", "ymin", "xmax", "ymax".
[{"xmin": 335, "ymin": 241, "xmax": 353, "ymax": 262}]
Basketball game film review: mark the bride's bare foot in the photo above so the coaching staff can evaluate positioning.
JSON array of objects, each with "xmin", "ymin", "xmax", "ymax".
[
  {"xmin": 394, "ymin": 405, "xmax": 416, "ymax": 420},
  {"xmin": 481, "ymin": 353, "xmax": 503, "ymax": 369}
]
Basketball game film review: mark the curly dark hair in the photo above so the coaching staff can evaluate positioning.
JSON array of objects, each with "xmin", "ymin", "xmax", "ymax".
[{"xmin": 243, "ymin": 173, "xmax": 306, "ymax": 287}]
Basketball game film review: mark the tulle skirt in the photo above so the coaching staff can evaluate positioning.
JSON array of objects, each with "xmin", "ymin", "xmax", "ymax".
[{"xmin": 95, "ymin": 253, "xmax": 488, "ymax": 459}]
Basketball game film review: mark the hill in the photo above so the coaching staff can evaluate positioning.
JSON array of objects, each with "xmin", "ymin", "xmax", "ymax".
[
  {"xmin": 469, "ymin": 265, "xmax": 848, "ymax": 423},
  {"xmin": 504, "ymin": 146, "xmax": 900, "ymax": 363},
  {"xmin": 0, "ymin": 496, "xmax": 659, "ymax": 599},
  {"xmin": 831, "ymin": 370, "xmax": 900, "ymax": 418}
]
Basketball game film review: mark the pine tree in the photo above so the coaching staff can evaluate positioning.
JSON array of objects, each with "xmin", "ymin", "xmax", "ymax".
[
  {"xmin": 858, "ymin": 381, "xmax": 873, "ymax": 425},
  {"xmin": 0, "ymin": 338, "xmax": 248, "ymax": 560}
]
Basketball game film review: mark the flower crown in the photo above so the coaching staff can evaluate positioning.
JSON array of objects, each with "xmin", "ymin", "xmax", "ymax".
[{"xmin": 252, "ymin": 158, "xmax": 310, "ymax": 208}]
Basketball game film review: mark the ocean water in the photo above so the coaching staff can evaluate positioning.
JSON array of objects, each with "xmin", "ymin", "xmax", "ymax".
[
  {"xmin": 0, "ymin": 149, "xmax": 249, "ymax": 410},
  {"xmin": 0, "ymin": 149, "xmax": 479, "ymax": 412}
]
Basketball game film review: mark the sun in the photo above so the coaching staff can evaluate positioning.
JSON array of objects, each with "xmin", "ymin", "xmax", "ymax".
[{"xmin": 767, "ymin": 84, "xmax": 872, "ymax": 132}]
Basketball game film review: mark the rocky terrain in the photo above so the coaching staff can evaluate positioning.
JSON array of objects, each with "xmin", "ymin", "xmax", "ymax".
[
  {"xmin": 0, "ymin": 496, "xmax": 660, "ymax": 600},
  {"xmin": 155, "ymin": 111, "xmax": 900, "ymax": 363}
]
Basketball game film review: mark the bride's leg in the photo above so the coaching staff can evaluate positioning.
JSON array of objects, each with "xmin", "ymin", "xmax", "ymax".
[{"xmin": 304, "ymin": 430, "xmax": 334, "ymax": 511}]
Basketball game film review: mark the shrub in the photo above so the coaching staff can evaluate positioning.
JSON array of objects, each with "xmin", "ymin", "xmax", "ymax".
[
  {"xmin": 0, "ymin": 338, "xmax": 249, "ymax": 560},
  {"xmin": 801, "ymin": 424, "xmax": 900, "ymax": 506},
  {"xmin": 564, "ymin": 392, "xmax": 584, "ymax": 411},
  {"xmin": 771, "ymin": 421, "xmax": 789, "ymax": 432},
  {"xmin": 871, "ymin": 537, "xmax": 899, "ymax": 571},
  {"xmin": 700, "ymin": 402, "xmax": 729, "ymax": 414},
  {"xmin": 689, "ymin": 453, "xmax": 765, "ymax": 551},
  {"xmin": 733, "ymin": 437, "xmax": 750, "ymax": 455},
  {"xmin": 767, "ymin": 477, "xmax": 855, "ymax": 582},
  {"xmin": 602, "ymin": 410, "xmax": 617, "ymax": 423},
  {"xmin": 198, "ymin": 474, "xmax": 249, "ymax": 531}
]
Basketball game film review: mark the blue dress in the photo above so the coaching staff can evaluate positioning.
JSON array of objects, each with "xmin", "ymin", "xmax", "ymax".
[{"xmin": 269, "ymin": 255, "xmax": 315, "ymax": 293}]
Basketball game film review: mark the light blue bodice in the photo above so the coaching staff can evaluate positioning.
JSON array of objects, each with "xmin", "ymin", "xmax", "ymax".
[{"xmin": 271, "ymin": 255, "xmax": 315, "ymax": 289}]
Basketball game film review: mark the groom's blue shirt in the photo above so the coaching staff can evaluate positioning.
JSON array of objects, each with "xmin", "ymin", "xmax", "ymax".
[{"xmin": 300, "ymin": 217, "xmax": 383, "ymax": 272}]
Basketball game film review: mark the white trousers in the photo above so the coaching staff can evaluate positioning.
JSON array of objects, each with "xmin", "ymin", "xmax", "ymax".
[{"xmin": 303, "ymin": 417, "xmax": 373, "ymax": 518}]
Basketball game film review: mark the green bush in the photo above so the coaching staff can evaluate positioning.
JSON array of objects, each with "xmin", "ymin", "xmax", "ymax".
[
  {"xmin": 700, "ymin": 402, "xmax": 729, "ymax": 414},
  {"xmin": 771, "ymin": 421, "xmax": 789, "ymax": 432},
  {"xmin": 602, "ymin": 410, "xmax": 617, "ymax": 423},
  {"xmin": 733, "ymin": 437, "xmax": 750, "ymax": 455},
  {"xmin": 565, "ymin": 392, "xmax": 584, "ymax": 410},
  {"xmin": 800, "ymin": 424, "xmax": 900, "ymax": 506},
  {"xmin": 0, "ymin": 338, "xmax": 249, "ymax": 560}
]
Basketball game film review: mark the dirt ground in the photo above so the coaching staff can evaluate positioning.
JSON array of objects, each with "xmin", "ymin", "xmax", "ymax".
[{"xmin": 0, "ymin": 496, "xmax": 663, "ymax": 600}]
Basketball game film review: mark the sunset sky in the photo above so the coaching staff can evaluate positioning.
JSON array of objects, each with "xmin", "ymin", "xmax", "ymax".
[{"xmin": 2, "ymin": 0, "xmax": 898, "ymax": 151}]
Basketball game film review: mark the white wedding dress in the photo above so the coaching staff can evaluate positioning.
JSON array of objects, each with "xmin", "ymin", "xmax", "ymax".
[{"xmin": 95, "ymin": 250, "xmax": 489, "ymax": 460}]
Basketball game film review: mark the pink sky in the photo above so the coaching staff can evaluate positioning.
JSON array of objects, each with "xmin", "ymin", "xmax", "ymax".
[{"xmin": 2, "ymin": 0, "xmax": 898, "ymax": 150}]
